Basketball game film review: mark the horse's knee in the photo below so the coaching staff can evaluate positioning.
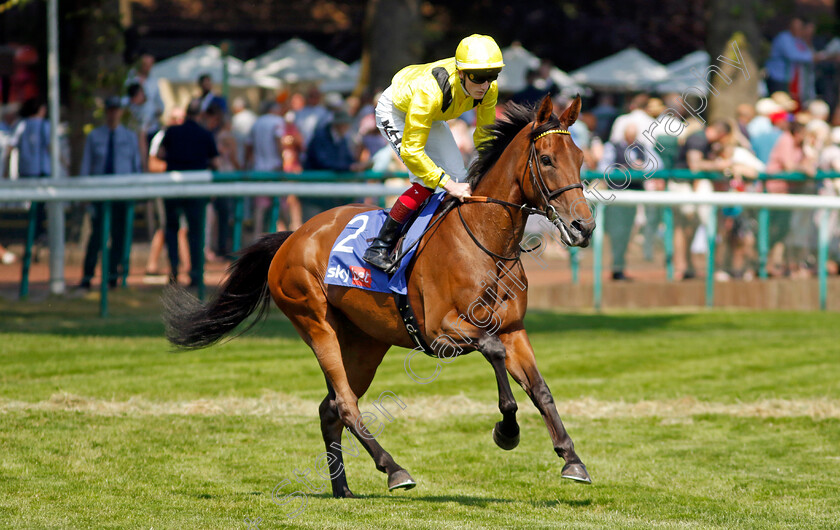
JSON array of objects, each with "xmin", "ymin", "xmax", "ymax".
[{"xmin": 333, "ymin": 396, "xmax": 360, "ymax": 428}]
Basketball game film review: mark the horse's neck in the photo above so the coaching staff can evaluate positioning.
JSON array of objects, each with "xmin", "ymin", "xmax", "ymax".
[{"xmin": 464, "ymin": 137, "xmax": 530, "ymax": 254}]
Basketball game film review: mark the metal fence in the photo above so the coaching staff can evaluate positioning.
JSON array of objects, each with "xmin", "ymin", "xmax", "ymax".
[{"xmin": 2, "ymin": 169, "xmax": 839, "ymax": 315}]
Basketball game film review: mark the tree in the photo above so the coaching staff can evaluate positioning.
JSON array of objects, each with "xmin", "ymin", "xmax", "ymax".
[
  {"xmin": 62, "ymin": 0, "xmax": 126, "ymax": 174},
  {"xmin": 705, "ymin": 0, "xmax": 761, "ymax": 121},
  {"xmin": 357, "ymin": 0, "xmax": 423, "ymax": 95}
]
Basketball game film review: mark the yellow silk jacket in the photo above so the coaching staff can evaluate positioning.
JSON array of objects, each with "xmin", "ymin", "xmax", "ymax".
[{"xmin": 389, "ymin": 57, "xmax": 498, "ymax": 188}]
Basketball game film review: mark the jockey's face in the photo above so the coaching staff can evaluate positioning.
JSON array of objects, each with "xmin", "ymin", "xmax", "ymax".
[{"xmin": 460, "ymin": 71, "xmax": 492, "ymax": 100}]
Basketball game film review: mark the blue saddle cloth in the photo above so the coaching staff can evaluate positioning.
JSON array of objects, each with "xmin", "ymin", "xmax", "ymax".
[{"xmin": 324, "ymin": 193, "xmax": 445, "ymax": 295}]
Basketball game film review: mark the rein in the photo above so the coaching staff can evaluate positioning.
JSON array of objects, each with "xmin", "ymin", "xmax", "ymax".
[{"xmin": 456, "ymin": 127, "xmax": 583, "ymax": 261}]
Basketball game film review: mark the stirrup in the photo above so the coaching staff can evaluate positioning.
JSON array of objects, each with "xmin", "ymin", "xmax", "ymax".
[{"xmin": 362, "ymin": 243, "xmax": 395, "ymax": 270}]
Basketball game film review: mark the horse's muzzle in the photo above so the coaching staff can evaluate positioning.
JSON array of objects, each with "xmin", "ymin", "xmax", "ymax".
[{"xmin": 553, "ymin": 217, "xmax": 593, "ymax": 248}]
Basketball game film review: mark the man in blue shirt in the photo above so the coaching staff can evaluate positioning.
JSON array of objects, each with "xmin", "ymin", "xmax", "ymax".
[
  {"xmin": 78, "ymin": 96, "xmax": 142, "ymax": 289},
  {"xmin": 157, "ymin": 98, "xmax": 219, "ymax": 286},
  {"xmin": 11, "ymin": 99, "xmax": 51, "ymax": 241},
  {"xmin": 765, "ymin": 17, "xmax": 815, "ymax": 96}
]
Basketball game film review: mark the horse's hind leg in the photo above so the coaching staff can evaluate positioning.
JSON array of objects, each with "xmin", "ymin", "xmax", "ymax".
[
  {"xmin": 319, "ymin": 383, "xmax": 354, "ymax": 498},
  {"xmin": 308, "ymin": 308, "xmax": 414, "ymax": 495},
  {"xmin": 501, "ymin": 329, "xmax": 591, "ymax": 484},
  {"xmin": 477, "ymin": 335, "xmax": 520, "ymax": 450}
]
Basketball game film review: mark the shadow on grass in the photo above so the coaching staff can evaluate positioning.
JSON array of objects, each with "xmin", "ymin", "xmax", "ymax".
[
  {"xmin": 522, "ymin": 310, "xmax": 690, "ymax": 334},
  {"xmin": 310, "ymin": 492, "xmax": 593, "ymax": 509},
  {"xmin": 0, "ymin": 304, "xmax": 301, "ymax": 340}
]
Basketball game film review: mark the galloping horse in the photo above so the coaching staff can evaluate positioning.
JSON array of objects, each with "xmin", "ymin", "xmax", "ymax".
[{"xmin": 164, "ymin": 95, "xmax": 595, "ymax": 498}]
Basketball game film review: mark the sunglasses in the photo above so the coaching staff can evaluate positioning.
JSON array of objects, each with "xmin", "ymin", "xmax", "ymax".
[{"xmin": 466, "ymin": 71, "xmax": 499, "ymax": 84}]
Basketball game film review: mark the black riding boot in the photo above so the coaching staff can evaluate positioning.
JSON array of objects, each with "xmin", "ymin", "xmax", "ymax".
[{"xmin": 363, "ymin": 216, "xmax": 403, "ymax": 272}]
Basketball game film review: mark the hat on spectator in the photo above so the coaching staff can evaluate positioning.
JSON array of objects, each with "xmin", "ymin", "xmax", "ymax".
[
  {"xmin": 770, "ymin": 91, "xmax": 797, "ymax": 112},
  {"xmin": 831, "ymin": 127, "xmax": 840, "ymax": 146},
  {"xmin": 756, "ymin": 98, "xmax": 783, "ymax": 116},
  {"xmin": 323, "ymin": 92, "xmax": 344, "ymax": 111},
  {"xmin": 769, "ymin": 111, "xmax": 793, "ymax": 125},
  {"xmin": 807, "ymin": 99, "xmax": 831, "ymax": 121},
  {"xmin": 104, "ymin": 96, "xmax": 123, "ymax": 109}
]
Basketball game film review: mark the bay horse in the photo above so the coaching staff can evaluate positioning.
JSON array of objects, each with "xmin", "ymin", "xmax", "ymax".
[{"xmin": 164, "ymin": 94, "xmax": 596, "ymax": 498}]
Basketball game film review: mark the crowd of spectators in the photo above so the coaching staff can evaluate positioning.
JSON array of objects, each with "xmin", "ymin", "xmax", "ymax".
[{"xmin": 2, "ymin": 29, "xmax": 840, "ymax": 286}]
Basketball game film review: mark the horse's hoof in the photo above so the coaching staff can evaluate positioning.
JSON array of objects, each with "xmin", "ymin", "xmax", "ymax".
[
  {"xmin": 561, "ymin": 462, "xmax": 592, "ymax": 484},
  {"xmin": 388, "ymin": 469, "xmax": 416, "ymax": 491},
  {"xmin": 334, "ymin": 488, "xmax": 356, "ymax": 498},
  {"xmin": 492, "ymin": 422, "xmax": 520, "ymax": 450}
]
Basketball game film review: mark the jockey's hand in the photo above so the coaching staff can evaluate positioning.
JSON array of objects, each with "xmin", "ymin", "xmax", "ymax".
[{"xmin": 443, "ymin": 180, "xmax": 472, "ymax": 202}]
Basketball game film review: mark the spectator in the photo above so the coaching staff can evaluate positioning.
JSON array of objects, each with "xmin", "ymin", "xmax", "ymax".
[
  {"xmin": 294, "ymin": 86, "xmax": 330, "ymax": 149},
  {"xmin": 748, "ymin": 98, "xmax": 785, "ymax": 163},
  {"xmin": 156, "ymin": 99, "xmax": 220, "ymax": 287},
  {"xmin": 510, "ymin": 69, "xmax": 549, "ymax": 108},
  {"xmin": 599, "ymin": 123, "xmax": 658, "ymax": 280},
  {"xmin": 246, "ymin": 101, "xmax": 287, "ymax": 237},
  {"xmin": 302, "ymin": 110, "xmax": 368, "ymax": 220},
  {"xmin": 125, "ymin": 82, "xmax": 150, "ymax": 170},
  {"xmin": 10, "ymin": 98, "xmax": 50, "ymax": 242},
  {"xmin": 591, "ymin": 93, "xmax": 619, "ymax": 142},
  {"xmin": 203, "ymin": 103, "xmax": 237, "ymax": 262},
  {"xmin": 765, "ymin": 121, "xmax": 816, "ymax": 276},
  {"xmin": 125, "ymin": 53, "xmax": 164, "ymax": 143},
  {"xmin": 820, "ymin": 126, "xmax": 840, "ymax": 172},
  {"xmin": 736, "ymin": 103, "xmax": 755, "ymax": 140},
  {"xmin": 77, "ymin": 96, "xmax": 141, "ymax": 289},
  {"xmin": 197, "ymin": 73, "xmax": 228, "ymax": 114},
  {"xmin": 145, "ymin": 108, "xmax": 189, "ymax": 278},
  {"xmin": 765, "ymin": 17, "xmax": 814, "ymax": 96},
  {"xmin": 0, "ymin": 103, "xmax": 19, "ymax": 179},
  {"xmin": 0, "ymin": 243, "xmax": 16, "ymax": 264},
  {"xmin": 230, "ymin": 96, "xmax": 256, "ymax": 167},
  {"xmin": 671, "ymin": 120, "xmax": 733, "ymax": 280},
  {"xmin": 608, "ymin": 93, "xmax": 653, "ymax": 144}
]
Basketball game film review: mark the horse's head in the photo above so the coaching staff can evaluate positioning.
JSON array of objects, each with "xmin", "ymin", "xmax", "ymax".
[{"xmin": 523, "ymin": 95, "xmax": 594, "ymax": 248}]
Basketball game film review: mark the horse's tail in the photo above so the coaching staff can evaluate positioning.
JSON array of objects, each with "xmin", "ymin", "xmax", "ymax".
[{"xmin": 163, "ymin": 231, "xmax": 293, "ymax": 350}]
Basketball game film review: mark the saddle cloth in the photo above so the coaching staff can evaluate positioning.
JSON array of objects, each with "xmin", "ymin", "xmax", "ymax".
[{"xmin": 324, "ymin": 193, "xmax": 445, "ymax": 295}]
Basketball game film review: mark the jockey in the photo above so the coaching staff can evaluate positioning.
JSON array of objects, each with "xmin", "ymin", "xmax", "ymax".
[{"xmin": 362, "ymin": 34, "xmax": 504, "ymax": 271}]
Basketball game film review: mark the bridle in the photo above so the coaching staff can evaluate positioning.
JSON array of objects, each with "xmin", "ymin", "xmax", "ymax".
[{"xmin": 455, "ymin": 127, "xmax": 584, "ymax": 261}]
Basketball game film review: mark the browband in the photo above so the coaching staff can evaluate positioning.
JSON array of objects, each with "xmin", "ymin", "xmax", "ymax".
[{"xmin": 534, "ymin": 129, "xmax": 571, "ymax": 140}]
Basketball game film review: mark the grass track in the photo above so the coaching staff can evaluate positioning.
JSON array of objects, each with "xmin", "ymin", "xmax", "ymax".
[{"xmin": 1, "ymin": 292, "xmax": 839, "ymax": 528}]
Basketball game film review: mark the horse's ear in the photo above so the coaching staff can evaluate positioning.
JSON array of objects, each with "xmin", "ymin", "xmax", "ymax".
[
  {"xmin": 535, "ymin": 94, "xmax": 553, "ymax": 124},
  {"xmin": 559, "ymin": 94, "xmax": 582, "ymax": 127}
]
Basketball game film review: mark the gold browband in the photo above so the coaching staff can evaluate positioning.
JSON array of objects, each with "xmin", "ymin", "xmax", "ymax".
[{"xmin": 534, "ymin": 129, "xmax": 571, "ymax": 140}]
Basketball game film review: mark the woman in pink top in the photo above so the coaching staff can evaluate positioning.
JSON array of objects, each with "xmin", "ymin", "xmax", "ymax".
[{"xmin": 765, "ymin": 121, "xmax": 818, "ymax": 276}]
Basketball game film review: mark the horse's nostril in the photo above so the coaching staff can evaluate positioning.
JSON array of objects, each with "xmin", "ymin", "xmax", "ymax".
[{"xmin": 571, "ymin": 220, "xmax": 583, "ymax": 234}]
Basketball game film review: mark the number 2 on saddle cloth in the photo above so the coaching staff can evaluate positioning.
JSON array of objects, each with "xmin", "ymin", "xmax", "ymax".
[{"xmin": 324, "ymin": 193, "xmax": 445, "ymax": 295}]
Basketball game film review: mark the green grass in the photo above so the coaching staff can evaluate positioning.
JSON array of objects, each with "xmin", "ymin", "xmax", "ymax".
[{"xmin": 1, "ymin": 290, "xmax": 839, "ymax": 528}]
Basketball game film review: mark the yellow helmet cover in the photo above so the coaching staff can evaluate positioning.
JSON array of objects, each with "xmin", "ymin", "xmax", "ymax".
[{"xmin": 455, "ymin": 34, "xmax": 504, "ymax": 70}]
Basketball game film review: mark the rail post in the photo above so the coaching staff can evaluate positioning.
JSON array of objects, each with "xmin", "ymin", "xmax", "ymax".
[{"xmin": 593, "ymin": 202, "xmax": 605, "ymax": 310}]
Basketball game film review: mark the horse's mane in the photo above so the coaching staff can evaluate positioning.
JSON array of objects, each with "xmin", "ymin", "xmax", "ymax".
[{"xmin": 467, "ymin": 102, "xmax": 562, "ymax": 187}]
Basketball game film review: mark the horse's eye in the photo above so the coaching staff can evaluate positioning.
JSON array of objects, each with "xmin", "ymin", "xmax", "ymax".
[{"xmin": 540, "ymin": 155, "xmax": 552, "ymax": 166}]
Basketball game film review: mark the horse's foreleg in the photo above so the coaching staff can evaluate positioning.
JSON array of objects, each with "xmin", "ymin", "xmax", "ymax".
[
  {"xmin": 501, "ymin": 329, "xmax": 591, "ymax": 483},
  {"xmin": 477, "ymin": 335, "xmax": 520, "ymax": 450}
]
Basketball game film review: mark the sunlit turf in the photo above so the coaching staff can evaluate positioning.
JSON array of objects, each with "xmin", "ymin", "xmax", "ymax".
[{"xmin": 1, "ymin": 290, "xmax": 838, "ymax": 528}]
